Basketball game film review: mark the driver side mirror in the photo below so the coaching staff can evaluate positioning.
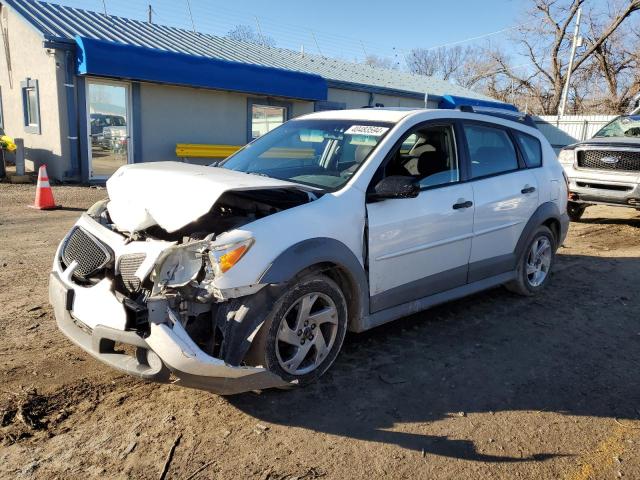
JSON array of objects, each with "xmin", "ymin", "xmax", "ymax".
[{"xmin": 369, "ymin": 175, "xmax": 420, "ymax": 200}]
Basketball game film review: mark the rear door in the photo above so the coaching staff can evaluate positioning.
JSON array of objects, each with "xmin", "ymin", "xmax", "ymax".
[
  {"xmin": 366, "ymin": 121, "xmax": 475, "ymax": 312},
  {"xmin": 461, "ymin": 122, "xmax": 539, "ymax": 282}
]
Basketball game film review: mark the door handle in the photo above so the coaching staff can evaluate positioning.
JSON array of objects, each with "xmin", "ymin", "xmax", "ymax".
[
  {"xmin": 521, "ymin": 185, "xmax": 536, "ymax": 194},
  {"xmin": 452, "ymin": 200, "xmax": 473, "ymax": 210}
]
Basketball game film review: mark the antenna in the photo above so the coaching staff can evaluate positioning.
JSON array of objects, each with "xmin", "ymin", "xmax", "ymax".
[
  {"xmin": 360, "ymin": 40, "xmax": 368, "ymax": 59},
  {"xmin": 148, "ymin": 4, "xmax": 152, "ymax": 23},
  {"xmin": 311, "ymin": 31, "xmax": 323, "ymax": 56},
  {"xmin": 185, "ymin": 0, "xmax": 196, "ymax": 32},
  {"xmin": 101, "ymin": 0, "xmax": 108, "ymax": 16},
  {"xmin": 254, "ymin": 16, "xmax": 265, "ymax": 46}
]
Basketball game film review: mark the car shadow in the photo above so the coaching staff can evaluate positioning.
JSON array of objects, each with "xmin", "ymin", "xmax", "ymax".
[
  {"xmin": 579, "ymin": 216, "xmax": 640, "ymax": 228},
  {"xmin": 228, "ymin": 253, "xmax": 640, "ymax": 463}
]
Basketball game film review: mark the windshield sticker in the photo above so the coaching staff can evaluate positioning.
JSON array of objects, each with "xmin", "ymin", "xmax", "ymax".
[{"xmin": 345, "ymin": 125, "xmax": 389, "ymax": 136}]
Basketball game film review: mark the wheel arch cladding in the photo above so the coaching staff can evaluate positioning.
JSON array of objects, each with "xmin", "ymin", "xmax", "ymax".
[
  {"xmin": 515, "ymin": 202, "xmax": 563, "ymax": 261},
  {"xmin": 259, "ymin": 238, "xmax": 369, "ymax": 332}
]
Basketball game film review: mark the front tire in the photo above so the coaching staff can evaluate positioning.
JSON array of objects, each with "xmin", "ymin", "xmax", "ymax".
[
  {"xmin": 567, "ymin": 202, "xmax": 587, "ymax": 222},
  {"xmin": 506, "ymin": 225, "xmax": 556, "ymax": 296},
  {"xmin": 258, "ymin": 275, "xmax": 348, "ymax": 387}
]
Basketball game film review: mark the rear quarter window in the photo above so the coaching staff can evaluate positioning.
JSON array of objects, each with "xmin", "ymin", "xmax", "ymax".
[{"xmin": 514, "ymin": 131, "xmax": 542, "ymax": 168}]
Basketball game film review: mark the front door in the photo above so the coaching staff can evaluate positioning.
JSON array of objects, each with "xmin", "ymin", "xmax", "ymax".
[
  {"xmin": 366, "ymin": 123, "xmax": 474, "ymax": 313},
  {"xmin": 86, "ymin": 80, "xmax": 132, "ymax": 180}
]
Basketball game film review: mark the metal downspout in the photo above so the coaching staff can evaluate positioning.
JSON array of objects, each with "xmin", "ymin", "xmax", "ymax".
[{"xmin": 63, "ymin": 48, "xmax": 80, "ymax": 180}]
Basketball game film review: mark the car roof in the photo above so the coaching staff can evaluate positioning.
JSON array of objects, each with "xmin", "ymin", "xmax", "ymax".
[
  {"xmin": 300, "ymin": 107, "xmax": 539, "ymax": 134},
  {"xmin": 300, "ymin": 108, "xmax": 423, "ymax": 123}
]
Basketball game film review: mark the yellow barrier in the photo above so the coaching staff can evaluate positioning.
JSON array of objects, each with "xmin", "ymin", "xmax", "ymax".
[
  {"xmin": 176, "ymin": 144, "xmax": 316, "ymax": 160},
  {"xmin": 176, "ymin": 144, "xmax": 241, "ymax": 159},
  {"xmin": 259, "ymin": 148, "xmax": 315, "ymax": 159}
]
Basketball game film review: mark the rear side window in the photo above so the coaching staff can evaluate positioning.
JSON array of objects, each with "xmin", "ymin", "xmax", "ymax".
[
  {"xmin": 464, "ymin": 123, "xmax": 519, "ymax": 178},
  {"xmin": 514, "ymin": 131, "xmax": 542, "ymax": 168}
]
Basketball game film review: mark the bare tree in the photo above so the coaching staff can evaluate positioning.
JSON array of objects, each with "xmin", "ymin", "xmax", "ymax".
[
  {"xmin": 226, "ymin": 24, "xmax": 275, "ymax": 47},
  {"xmin": 584, "ymin": 10, "xmax": 640, "ymax": 113},
  {"xmin": 405, "ymin": 45, "xmax": 498, "ymax": 89},
  {"xmin": 364, "ymin": 54, "xmax": 398, "ymax": 70},
  {"xmin": 490, "ymin": 0, "xmax": 640, "ymax": 114}
]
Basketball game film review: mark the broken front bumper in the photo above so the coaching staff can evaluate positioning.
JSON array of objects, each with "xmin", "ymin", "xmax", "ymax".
[{"xmin": 49, "ymin": 269, "xmax": 287, "ymax": 395}]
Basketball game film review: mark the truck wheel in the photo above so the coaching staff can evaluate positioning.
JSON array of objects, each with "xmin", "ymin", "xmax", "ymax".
[
  {"xmin": 257, "ymin": 275, "xmax": 348, "ymax": 386},
  {"xmin": 567, "ymin": 202, "xmax": 587, "ymax": 222},
  {"xmin": 506, "ymin": 225, "xmax": 556, "ymax": 296}
]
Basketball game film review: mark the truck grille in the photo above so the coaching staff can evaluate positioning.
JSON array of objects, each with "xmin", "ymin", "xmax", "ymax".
[
  {"xmin": 118, "ymin": 254, "xmax": 146, "ymax": 292},
  {"xmin": 577, "ymin": 149, "xmax": 640, "ymax": 172},
  {"xmin": 61, "ymin": 227, "xmax": 113, "ymax": 279}
]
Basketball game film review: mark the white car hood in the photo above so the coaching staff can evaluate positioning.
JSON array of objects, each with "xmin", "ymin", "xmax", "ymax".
[{"xmin": 106, "ymin": 161, "xmax": 308, "ymax": 233}]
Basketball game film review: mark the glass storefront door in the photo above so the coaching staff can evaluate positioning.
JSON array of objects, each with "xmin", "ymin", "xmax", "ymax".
[{"xmin": 87, "ymin": 80, "xmax": 131, "ymax": 179}]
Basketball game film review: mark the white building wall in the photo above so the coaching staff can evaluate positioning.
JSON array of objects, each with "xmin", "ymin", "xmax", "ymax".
[
  {"xmin": 327, "ymin": 87, "xmax": 428, "ymax": 109},
  {"xmin": 0, "ymin": 5, "xmax": 66, "ymax": 178},
  {"xmin": 138, "ymin": 82, "xmax": 316, "ymax": 162}
]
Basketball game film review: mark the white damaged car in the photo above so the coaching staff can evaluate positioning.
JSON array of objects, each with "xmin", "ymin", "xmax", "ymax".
[{"xmin": 50, "ymin": 102, "xmax": 569, "ymax": 394}]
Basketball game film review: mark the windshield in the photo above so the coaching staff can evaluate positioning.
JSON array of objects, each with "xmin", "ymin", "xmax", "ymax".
[
  {"xmin": 219, "ymin": 119, "xmax": 393, "ymax": 191},
  {"xmin": 594, "ymin": 115, "xmax": 640, "ymax": 138}
]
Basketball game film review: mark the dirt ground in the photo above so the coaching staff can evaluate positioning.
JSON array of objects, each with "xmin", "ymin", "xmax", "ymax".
[{"xmin": 0, "ymin": 183, "xmax": 639, "ymax": 480}]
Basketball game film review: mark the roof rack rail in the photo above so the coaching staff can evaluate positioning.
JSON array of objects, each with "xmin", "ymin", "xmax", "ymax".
[{"xmin": 438, "ymin": 94, "xmax": 537, "ymax": 128}]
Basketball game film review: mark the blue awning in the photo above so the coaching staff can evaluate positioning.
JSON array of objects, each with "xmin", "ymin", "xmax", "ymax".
[{"xmin": 74, "ymin": 36, "xmax": 327, "ymax": 101}]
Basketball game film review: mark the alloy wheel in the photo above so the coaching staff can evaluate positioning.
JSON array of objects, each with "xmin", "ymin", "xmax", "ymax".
[
  {"xmin": 526, "ymin": 236, "xmax": 552, "ymax": 287},
  {"xmin": 275, "ymin": 292, "xmax": 339, "ymax": 375}
]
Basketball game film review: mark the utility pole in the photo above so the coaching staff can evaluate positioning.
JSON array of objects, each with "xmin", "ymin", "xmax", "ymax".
[
  {"xmin": 559, "ymin": 7, "xmax": 582, "ymax": 118},
  {"xmin": 148, "ymin": 4, "xmax": 153, "ymax": 23}
]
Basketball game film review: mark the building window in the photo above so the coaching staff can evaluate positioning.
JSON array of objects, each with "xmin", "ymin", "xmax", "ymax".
[
  {"xmin": 247, "ymin": 99, "xmax": 290, "ymax": 142},
  {"xmin": 21, "ymin": 78, "xmax": 41, "ymax": 134}
]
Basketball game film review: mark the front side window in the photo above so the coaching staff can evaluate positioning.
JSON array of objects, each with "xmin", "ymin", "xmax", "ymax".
[
  {"xmin": 383, "ymin": 124, "xmax": 459, "ymax": 188},
  {"xmin": 464, "ymin": 123, "xmax": 518, "ymax": 178},
  {"xmin": 221, "ymin": 119, "xmax": 392, "ymax": 191},
  {"xmin": 514, "ymin": 131, "xmax": 542, "ymax": 168},
  {"xmin": 251, "ymin": 104, "xmax": 287, "ymax": 140},
  {"xmin": 21, "ymin": 79, "xmax": 40, "ymax": 134}
]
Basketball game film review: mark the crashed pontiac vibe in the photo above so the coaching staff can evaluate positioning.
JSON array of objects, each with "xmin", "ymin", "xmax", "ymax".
[{"xmin": 49, "ymin": 107, "xmax": 569, "ymax": 394}]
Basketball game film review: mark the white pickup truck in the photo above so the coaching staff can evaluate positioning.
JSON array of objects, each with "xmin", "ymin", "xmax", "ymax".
[{"xmin": 559, "ymin": 115, "xmax": 640, "ymax": 220}]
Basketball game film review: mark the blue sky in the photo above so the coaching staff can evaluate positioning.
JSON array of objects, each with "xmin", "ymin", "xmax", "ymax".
[{"xmin": 42, "ymin": 0, "xmax": 523, "ymax": 64}]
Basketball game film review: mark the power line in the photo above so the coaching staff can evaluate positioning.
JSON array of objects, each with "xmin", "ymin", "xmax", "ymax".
[{"xmin": 42, "ymin": 0, "xmax": 521, "ymax": 67}]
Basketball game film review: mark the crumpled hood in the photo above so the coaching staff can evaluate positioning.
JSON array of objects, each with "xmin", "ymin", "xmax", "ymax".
[{"xmin": 106, "ymin": 162, "xmax": 307, "ymax": 233}]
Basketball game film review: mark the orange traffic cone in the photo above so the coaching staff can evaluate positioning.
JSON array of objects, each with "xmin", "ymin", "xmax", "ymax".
[{"xmin": 31, "ymin": 165, "xmax": 58, "ymax": 210}]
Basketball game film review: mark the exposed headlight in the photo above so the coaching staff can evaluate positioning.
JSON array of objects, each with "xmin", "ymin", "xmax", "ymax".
[
  {"xmin": 558, "ymin": 149, "xmax": 575, "ymax": 165},
  {"xmin": 207, "ymin": 239, "xmax": 254, "ymax": 277},
  {"xmin": 155, "ymin": 238, "xmax": 254, "ymax": 288},
  {"xmin": 155, "ymin": 242, "xmax": 206, "ymax": 288}
]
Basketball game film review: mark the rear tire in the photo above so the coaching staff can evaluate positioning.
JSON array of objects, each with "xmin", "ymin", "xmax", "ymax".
[
  {"xmin": 255, "ymin": 274, "xmax": 348, "ymax": 387},
  {"xmin": 506, "ymin": 225, "xmax": 556, "ymax": 296},
  {"xmin": 567, "ymin": 202, "xmax": 587, "ymax": 222}
]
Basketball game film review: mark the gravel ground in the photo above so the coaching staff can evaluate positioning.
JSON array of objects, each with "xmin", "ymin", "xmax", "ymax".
[{"xmin": 0, "ymin": 183, "xmax": 639, "ymax": 480}]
